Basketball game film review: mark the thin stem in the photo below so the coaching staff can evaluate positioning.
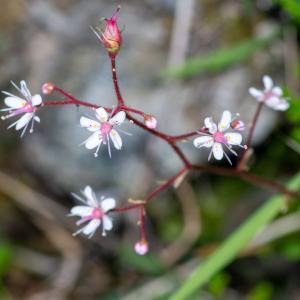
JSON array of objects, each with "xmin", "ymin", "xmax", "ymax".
[
  {"xmin": 120, "ymin": 105, "xmax": 145, "ymax": 117},
  {"xmin": 140, "ymin": 206, "xmax": 146, "ymax": 240},
  {"xmin": 237, "ymin": 102, "xmax": 264, "ymax": 170},
  {"xmin": 110, "ymin": 56, "xmax": 124, "ymax": 105}
]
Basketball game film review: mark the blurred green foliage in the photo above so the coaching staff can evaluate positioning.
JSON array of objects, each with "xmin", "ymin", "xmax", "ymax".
[
  {"xmin": 275, "ymin": 0, "xmax": 300, "ymax": 25},
  {"xmin": 119, "ymin": 244, "xmax": 164, "ymax": 275},
  {"xmin": 162, "ymin": 34, "xmax": 277, "ymax": 79},
  {"xmin": 248, "ymin": 281, "xmax": 274, "ymax": 300}
]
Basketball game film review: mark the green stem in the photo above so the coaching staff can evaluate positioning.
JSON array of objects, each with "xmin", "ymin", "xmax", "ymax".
[{"xmin": 170, "ymin": 172, "xmax": 300, "ymax": 300}]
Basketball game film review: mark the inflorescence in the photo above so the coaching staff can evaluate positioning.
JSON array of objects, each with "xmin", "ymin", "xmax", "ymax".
[{"xmin": 0, "ymin": 7, "xmax": 292, "ymax": 255}]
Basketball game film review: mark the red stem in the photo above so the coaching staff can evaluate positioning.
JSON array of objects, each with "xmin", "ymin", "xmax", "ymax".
[
  {"xmin": 110, "ymin": 56, "xmax": 124, "ymax": 106},
  {"xmin": 237, "ymin": 102, "xmax": 264, "ymax": 170}
]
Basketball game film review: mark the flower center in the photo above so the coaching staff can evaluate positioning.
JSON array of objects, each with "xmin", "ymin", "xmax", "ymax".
[
  {"xmin": 213, "ymin": 132, "xmax": 226, "ymax": 143},
  {"xmin": 263, "ymin": 91, "xmax": 275, "ymax": 101},
  {"xmin": 92, "ymin": 208, "xmax": 103, "ymax": 219},
  {"xmin": 100, "ymin": 122, "xmax": 112, "ymax": 136}
]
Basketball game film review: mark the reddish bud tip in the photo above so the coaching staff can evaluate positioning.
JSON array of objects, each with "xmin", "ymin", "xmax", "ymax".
[
  {"xmin": 230, "ymin": 119, "xmax": 245, "ymax": 131},
  {"xmin": 95, "ymin": 7, "xmax": 122, "ymax": 55},
  {"xmin": 144, "ymin": 115, "xmax": 157, "ymax": 129},
  {"xmin": 42, "ymin": 82, "xmax": 54, "ymax": 95},
  {"xmin": 134, "ymin": 239, "xmax": 149, "ymax": 255}
]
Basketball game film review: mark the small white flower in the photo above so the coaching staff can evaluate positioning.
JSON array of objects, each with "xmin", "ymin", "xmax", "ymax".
[
  {"xmin": 80, "ymin": 107, "xmax": 126, "ymax": 158},
  {"xmin": 249, "ymin": 75, "xmax": 289, "ymax": 111},
  {"xmin": 193, "ymin": 110, "xmax": 246, "ymax": 165},
  {"xmin": 1, "ymin": 81, "xmax": 42, "ymax": 137},
  {"xmin": 69, "ymin": 186, "xmax": 116, "ymax": 238}
]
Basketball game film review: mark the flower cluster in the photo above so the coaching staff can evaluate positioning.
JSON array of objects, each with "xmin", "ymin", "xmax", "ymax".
[{"xmin": 0, "ymin": 6, "xmax": 291, "ymax": 256}]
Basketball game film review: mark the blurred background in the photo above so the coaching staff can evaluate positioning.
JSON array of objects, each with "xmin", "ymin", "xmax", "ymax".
[{"xmin": 0, "ymin": 0, "xmax": 300, "ymax": 299}]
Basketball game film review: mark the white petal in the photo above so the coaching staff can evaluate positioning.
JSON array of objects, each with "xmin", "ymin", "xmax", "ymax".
[
  {"xmin": 272, "ymin": 86, "xmax": 283, "ymax": 97},
  {"xmin": 83, "ymin": 186, "xmax": 98, "ymax": 207},
  {"xmin": 31, "ymin": 94, "xmax": 42, "ymax": 106},
  {"xmin": 20, "ymin": 80, "xmax": 32, "ymax": 99},
  {"xmin": 95, "ymin": 107, "xmax": 108, "ymax": 122},
  {"xmin": 82, "ymin": 219, "xmax": 101, "ymax": 235},
  {"xmin": 80, "ymin": 116, "xmax": 100, "ymax": 132},
  {"xmin": 204, "ymin": 117, "xmax": 217, "ymax": 134},
  {"xmin": 109, "ymin": 111, "xmax": 126, "ymax": 125},
  {"xmin": 70, "ymin": 205, "xmax": 93, "ymax": 217},
  {"xmin": 263, "ymin": 75, "xmax": 273, "ymax": 91},
  {"xmin": 34, "ymin": 116, "xmax": 40, "ymax": 123},
  {"xmin": 15, "ymin": 113, "xmax": 33, "ymax": 130},
  {"xmin": 249, "ymin": 87, "xmax": 263, "ymax": 99},
  {"xmin": 101, "ymin": 198, "xmax": 116, "ymax": 212},
  {"xmin": 83, "ymin": 132, "xmax": 102, "ymax": 149},
  {"xmin": 4, "ymin": 97, "xmax": 26, "ymax": 109},
  {"xmin": 213, "ymin": 142, "xmax": 224, "ymax": 160},
  {"xmin": 218, "ymin": 110, "xmax": 231, "ymax": 132},
  {"xmin": 193, "ymin": 136, "xmax": 214, "ymax": 148},
  {"xmin": 102, "ymin": 215, "xmax": 113, "ymax": 231},
  {"xmin": 266, "ymin": 98, "xmax": 289, "ymax": 111},
  {"xmin": 224, "ymin": 132, "xmax": 242, "ymax": 145},
  {"xmin": 109, "ymin": 129, "xmax": 122, "ymax": 150}
]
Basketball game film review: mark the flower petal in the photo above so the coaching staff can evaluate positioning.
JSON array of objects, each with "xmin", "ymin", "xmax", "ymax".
[
  {"xmin": 193, "ymin": 136, "xmax": 214, "ymax": 148},
  {"xmin": 102, "ymin": 215, "xmax": 113, "ymax": 232},
  {"xmin": 80, "ymin": 116, "xmax": 100, "ymax": 132},
  {"xmin": 34, "ymin": 116, "xmax": 40, "ymax": 123},
  {"xmin": 83, "ymin": 186, "xmax": 98, "ymax": 207},
  {"xmin": 109, "ymin": 111, "xmax": 126, "ymax": 125},
  {"xmin": 272, "ymin": 86, "xmax": 283, "ymax": 97},
  {"xmin": 224, "ymin": 132, "xmax": 242, "ymax": 145},
  {"xmin": 249, "ymin": 87, "xmax": 263, "ymax": 100},
  {"xmin": 15, "ymin": 113, "xmax": 33, "ymax": 130},
  {"xmin": 109, "ymin": 129, "xmax": 122, "ymax": 150},
  {"xmin": 70, "ymin": 205, "xmax": 93, "ymax": 217},
  {"xmin": 266, "ymin": 97, "xmax": 289, "ymax": 111},
  {"xmin": 218, "ymin": 110, "xmax": 231, "ymax": 132},
  {"xmin": 213, "ymin": 142, "xmax": 224, "ymax": 160},
  {"xmin": 82, "ymin": 219, "xmax": 101, "ymax": 236},
  {"xmin": 20, "ymin": 80, "xmax": 32, "ymax": 99},
  {"xmin": 31, "ymin": 94, "xmax": 42, "ymax": 106},
  {"xmin": 83, "ymin": 132, "xmax": 102, "ymax": 149},
  {"xmin": 101, "ymin": 198, "xmax": 116, "ymax": 212},
  {"xmin": 263, "ymin": 75, "xmax": 273, "ymax": 91},
  {"xmin": 204, "ymin": 117, "xmax": 217, "ymax": 134},
  {"xmin": 95, "ymin": 107, "xmax": 108, "ymax": 122},
  {"xmin": 4, "ymin": 97, "xmax": 26, "ymax": 109}
]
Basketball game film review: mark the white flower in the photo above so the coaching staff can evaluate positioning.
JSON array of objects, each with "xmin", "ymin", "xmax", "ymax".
[
  {"xmin": 80, "ymin": 107, "xmax": 126, "ymax": 158},
  {"xmin": 69, "ymin": 186, "xmax": 116, "ymax": 238},
  {"xmin": 249, "ymin": 75, "xmax": 289, "ymax": 111},
  {"xmin": 1, "ymin": 80, "xmax": 42, "ymax": 137},
  {"xmin": 193, "ymin": 110, "xmax": 246, "ymax": 165}
]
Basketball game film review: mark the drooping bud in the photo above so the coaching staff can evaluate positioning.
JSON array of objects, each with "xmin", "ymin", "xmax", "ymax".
[
  {"xmin": 144, "ymin": 114, "xmax": 157, "ymax": 129},
  {"xmin": 42, "ymin": 82, "xmax": 54, "ymax": 95},
  {"xmin": 93, "ymin": 6, "xmax": 122, "ymax": 56},
  {"xmin": 134, "ymin": 239, "xmax": 149, "ymax": 255},
  {"xmin": 230, "ymin": 119, "xmax": 245, "ymax": 131}
]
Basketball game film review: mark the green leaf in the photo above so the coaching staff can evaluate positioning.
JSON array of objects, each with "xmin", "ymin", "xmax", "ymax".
[
  {"xmin": 170, "ymin": 172, "xmax": 300, "ymax": 300},
  {"xmin": 275, "ymin": 0, "xmax": 300, "ymax": 25},
  {"xmin": 162, "ymin": 33, "xmax": 278, "ymax": 79}
]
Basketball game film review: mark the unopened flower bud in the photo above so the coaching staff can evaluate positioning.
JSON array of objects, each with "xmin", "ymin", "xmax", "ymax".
[
  {"xmin": 230, "ymin": 119, "xmax": 245, "ymax": 131},
  {"xmin": 134, "ymin": 239, "xmax": 149, "ymax": 255},
  {"xmin": 42, "ymin": 82, "xmax": 54, "ymax": 95},
  {"xmin": 93, "ymin": 6, "xmax": 122, "ymax": 56},
  {"xmin": 144, "ymin": 115, "xmax": 157, "ymax": 129}
]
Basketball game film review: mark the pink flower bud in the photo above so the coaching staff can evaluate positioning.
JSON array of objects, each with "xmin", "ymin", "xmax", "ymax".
[
  {"xmin": 144, "ymin": 115, "xmax": 157, "ymax": 129},
  {"xmin": 230, "ymin": 119, "xmax": 245, "ymax": 131},
  {"xmin": 42, "ymin": 82, "xmax": 54, "ymax": 95},
  {"xmin": 96, "ymin": 6, "xmax": 122, "ymax": 56},
  {"xmin": 134, "ymin": 239, "xmax": 149, "ymax": 255}
]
